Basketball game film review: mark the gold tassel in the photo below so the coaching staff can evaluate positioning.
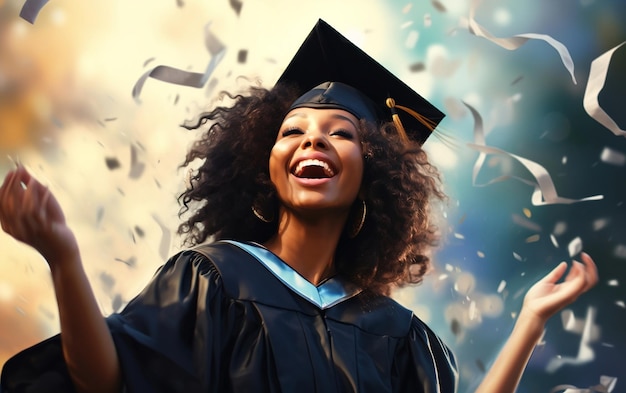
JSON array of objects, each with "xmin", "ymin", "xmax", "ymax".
[
  {"xmin": 385, "ymin": 97, "xmax": 438, "ymax": 143},
  {"xmin": 385, "ymin": 98, "xmax": 409, "ymax": 143}
]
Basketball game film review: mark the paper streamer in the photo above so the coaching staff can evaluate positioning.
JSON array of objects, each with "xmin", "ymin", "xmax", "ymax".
[
  {"xmin": 551, "ymin": 375, "xmax": 617, "ymax": 393},
  {"xmin": 19, "ymin": 0, "xmax": 50, "ymax": 24},
  {"xmin": 546, "ymin": 307, "xmax": 597, "ymax": 373},
  {"xmin": 465, "ymin": 102, "xmax": 603, "ymax": 205},
  {"xmin": 583, "ymin": 41, "xmax": 626, "ymax": 137},
  {"xmin": 468, "ymin": 0, "xmax": 576, "ymax": 84},
  {"xmin": 132, "ymin": 23, "xmax": 226, "ymax": 103}
]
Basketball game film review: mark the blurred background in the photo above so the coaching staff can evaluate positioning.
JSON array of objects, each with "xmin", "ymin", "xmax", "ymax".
[{"xmin": 0, "ymin": 0, "xmax": 624, "ymax": 391}]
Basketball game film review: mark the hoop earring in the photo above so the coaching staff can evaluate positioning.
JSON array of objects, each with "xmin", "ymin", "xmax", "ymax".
[
  {"xmin": 347, "ymin": 199, "xmax": 366, "ymax": 238},
  {"xmin": 252, "ymin": 203, "xmax": 273, "ymax": 223}
]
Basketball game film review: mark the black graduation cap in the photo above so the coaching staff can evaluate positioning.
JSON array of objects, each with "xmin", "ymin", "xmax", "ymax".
[{"xmin": 276, "ymin": 19, "xmax": 444, "ymax": 145}]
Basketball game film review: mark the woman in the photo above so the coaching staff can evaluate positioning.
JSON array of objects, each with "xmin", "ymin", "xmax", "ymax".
[{"xmin": 0, "ymin": 20, "xmax": 597, "ymax": 393}]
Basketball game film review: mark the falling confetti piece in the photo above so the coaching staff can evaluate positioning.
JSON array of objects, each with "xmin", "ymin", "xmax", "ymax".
[
  {"xmin": 424, "ymin": 14, "xmax": 432, "ymax": 28},
  {"xmin": 128, "ymin": 145, "xmax": 146, "ymax": 179},
  {"xmin": 600, "ymin": 146, "xmax": 626, "ymax": 166},
  {"xmin": 550, "ymin": 375, "xmax": 617, "ymax": 393},
  {"xmin": 132, "ymin": 23, "xmax": 226, "ymax": 102},
  {"xmin": 453, "ymin": 233, "xmax": 465, "ymax": 239},
  {"xmin": 512, "ymin": 214, "xmax": 542, "ymax": 232},
  {"xmin": 402, "ymin": 3, "xmax": 412, "ymax": 13},
  {"xmin": 497, "ymin": 280, "xmax": 506, "ymax": 293},
  {"xmin": 616, "ymin": 301, "xmax": 625, "ymax": 308},
  {"xmin": 476, "ymin": 251, "xmax": 485, "ymax": 258},
  {"xmin": 511, "ymin": 75, "xmax": 524, "ymax": 85},
  {"xmin": 513, "ymin": 252, "xmax": 523, "ymax": 261},
  {"xmin": 522, "ymin": 208, "xmax": 532, "ymax": 218},
  {"xmin": 583, "ymin": 41, "xmax": 626, "ymax": 137},
  {"xmin": 614, "ymin": 244, "xmax": 626, "ymax": 259},
  {"xmin": 405, "ymin": 30, "xmax": 419, "ymax": 49},
  {"xmin": 134, "ymin": 226, "xmax": 145, "ymax": 238},
  {"xmin": 105, "ymin": 157, "xmax": 121, "ymax": 170},
  {"xmin": 592, "ymin": 217, "xmax": 610, "ymax": 231},
  {"xmin": 229, "ymin": 0, "xmax": 243, "ymax": 15},
  {"xmin": 550, "ymin": 234, "xmax": 559, "ymax": 248},
  {"xmin": 526, "ymin": 234, "xmax": 540, "ymax": 243},
  {"xmin": 568, "ymin": 237, "xmax": 583, "ymax": 257},
  {"xmin": 19, "ymin": 0, "xmax": 50, "ymax": 24},
  {"xmin": 547, "ymin": 307, "xmax": 597, "ymax": 373},
  {"xmin": 468, "ymin": 1, "xmax": 576, "ymax": 84},
  {"xmin": 237, "ymin": 49, "xmax": 248, "ymax": 64},
  {"xmin": 607, "ymin": 279, "xmax": 618, "ymax": 286},
  {"xmin": 431, "ymin": 0, "xmax": 446, "ymax": 12},
  {"xmin": 152, "ymin": 214, "xmax": 172, "ymax": 261},
  {"xmin": 409, "ymin": 62, "xmax": 425, "ymax": 72}
]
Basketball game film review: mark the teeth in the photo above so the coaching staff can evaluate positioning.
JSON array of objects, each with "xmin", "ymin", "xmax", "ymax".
[{"xmin": 294, "ymin": 159, "xmax": 335, "ymax": 177}]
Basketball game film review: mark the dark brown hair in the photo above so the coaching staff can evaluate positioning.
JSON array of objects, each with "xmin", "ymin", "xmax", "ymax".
[{"xmin": 178, "ymin": 84, "xmax": 445, "ymax": 294}]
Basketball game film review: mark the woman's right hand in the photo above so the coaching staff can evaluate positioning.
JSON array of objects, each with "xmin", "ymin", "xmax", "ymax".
[{"xmin": 0, "ymin": 165, "xmax": 78, "ymax": 267}]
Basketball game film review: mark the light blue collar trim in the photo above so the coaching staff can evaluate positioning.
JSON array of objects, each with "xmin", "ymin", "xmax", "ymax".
[{"xmin": 222, "ymin": 240, "xmax": 362, "ymax": 310}]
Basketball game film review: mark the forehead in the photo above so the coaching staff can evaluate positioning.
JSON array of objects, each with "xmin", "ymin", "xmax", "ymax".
[{"xmin": 282, "ymin": 108, "xmax": 359, "ymax": 127}]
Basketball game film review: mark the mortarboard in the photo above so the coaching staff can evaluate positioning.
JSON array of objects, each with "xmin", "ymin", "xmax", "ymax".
[{"xmin": 276, "ymin": 19, "xmax": 444, "ymax": 145}]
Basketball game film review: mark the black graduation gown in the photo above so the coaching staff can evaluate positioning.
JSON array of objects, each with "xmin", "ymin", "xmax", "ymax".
[{"xmin": 1, "ymin": 240, "xmax": 458, "ymax": 393}]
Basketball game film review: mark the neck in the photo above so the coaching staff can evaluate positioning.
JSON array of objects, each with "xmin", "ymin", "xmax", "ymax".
[{"xmin": 263, "ymin": 208, "xmax": 348, "ymax": 286}]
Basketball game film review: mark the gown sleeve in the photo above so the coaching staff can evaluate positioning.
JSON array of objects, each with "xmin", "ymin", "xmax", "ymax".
[
  {"xmin": 392, "ymin": 316, "xmax": 459, "ymax": 393},
  {"xmin": 1, "ymin": 249, "xmax": 233, "ymax": 393}
]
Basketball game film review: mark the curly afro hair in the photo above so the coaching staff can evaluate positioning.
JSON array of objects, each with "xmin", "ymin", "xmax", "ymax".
[{"xmin": 177, "ymin": 83, "xmax": 445, "ymax": 294}]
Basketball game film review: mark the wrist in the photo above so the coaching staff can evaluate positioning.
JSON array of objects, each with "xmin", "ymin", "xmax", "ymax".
[{"xmin": 514, "ymin": 309, "xmax": 547, "ymax": 340}]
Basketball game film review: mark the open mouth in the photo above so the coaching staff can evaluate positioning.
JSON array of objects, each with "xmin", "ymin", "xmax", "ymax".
[{"xmin": 292, "ymin": 159, "xmax": 336, "ymax": 179}]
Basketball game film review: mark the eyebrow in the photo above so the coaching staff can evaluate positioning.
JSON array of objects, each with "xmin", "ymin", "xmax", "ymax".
[{"xmin": 285, "ymin": 112, "xmax": 359, "ymax": 130}]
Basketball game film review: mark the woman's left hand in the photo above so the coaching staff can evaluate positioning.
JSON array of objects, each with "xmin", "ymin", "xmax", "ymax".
[{"xmin": 521, "ymin": 252, "xmax": 599, "ymax": 324}]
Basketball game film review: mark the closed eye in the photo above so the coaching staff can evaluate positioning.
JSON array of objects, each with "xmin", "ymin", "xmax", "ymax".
[
  {"xmin": 281, "ymin": 127, "xmax": 304, "ymax": 137},
  {"xmin": 331, "ymin": 129, "xmax": 355, "ymax": 140}
]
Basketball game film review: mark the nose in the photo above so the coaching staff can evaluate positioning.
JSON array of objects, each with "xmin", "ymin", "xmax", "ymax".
[{"xmin": 300, "ymin": 130, "xmax": 328, "ymax": 150}]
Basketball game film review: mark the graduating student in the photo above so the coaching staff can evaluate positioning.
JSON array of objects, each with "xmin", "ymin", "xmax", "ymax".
[{"xmin": 0, "ymin": 20, "xmax": 597, "ymax": 393}]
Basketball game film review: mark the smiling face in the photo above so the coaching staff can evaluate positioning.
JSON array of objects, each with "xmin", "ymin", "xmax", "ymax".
[{"xmin": 269, "ymin": 107, "xmax": 364, "ymax": 215}]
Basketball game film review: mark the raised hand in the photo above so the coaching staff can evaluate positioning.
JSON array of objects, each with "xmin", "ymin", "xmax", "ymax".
[
  {"xmin": 0, "ymin": 165, "xmax": 78, "ymax": 265},
  {"xmin": 521, "ymin": 253, "xmax": 599, "ymax": 323}
]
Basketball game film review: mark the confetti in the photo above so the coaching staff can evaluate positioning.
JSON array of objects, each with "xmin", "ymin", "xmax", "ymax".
[
  {"xmin": 467, "ymin": 141, "xmax": 603, "ymax": 206},
  {"xmin": 567, "ymin": 237, "xmax": 583, "ymax": 257},
  {"xmin": 550, "ymin": 234, "xmax": 559, "ymax": 248},
  {"xmin": 19, "ymin": 0, "xmax": 50, "ymax": 24},
  {"xmin": 453, "ymin": 233, "xmax": 465, "ymax": 239},
  {"xmin": 134, "ymin": 226, "xmax": 145, "ymax": 238},
  {"xmin": 405, "ymin": 31, "xmax": 419, "ymax": 49},
  {"xmin": 497, "ymin": 280, "xmax": 506, "ymax": 293},
  {"xmin": 409, "ymin": 62, "xmax": 425, "ymax": 72},
  {"xmin": 599, "ymin": 147, "xmax": 626, "ymax": 166},
  {"xmin": 105, "ymin": 157, "xmax": 121, "ymax": 170},
  {"xmin": 152, "ymin": 214, "xmax": 172, "ymax": 261},
  {"xmin": 525, "ymin": 234, "xmax": 540, "ymax": 243},
  {"xmin": 468, "ymin": 2, "xmax": 576, "ymax": 84},
  {"xmin": 583, "ymin": 41, "xmax": 626, "ymax": 137},
  {"xmin": 132, "ymin": 23, "xmax": 226, "ymax": 103},
  {"xmin": 237, "ymin": 49, "xmax": 248, "ymax": 64},
  {"xmin": 128, "ymin": 145, "xmax": 145, "ymax": 180},
  {"xmin": 476, "ymin": 251, "xmax": 485, "ymax": 258},
  {"xmin": 512, "ymin": 252, "xmax": 523, "ymax": 261},
  {"xmin": 402, "ymin": 3, "xmax": 412, "ymax": 13},
  {"xmin": 547, "ymin": 307, "xmax": 598, "ymax": 373},
  {"xmin": 592, "ymin": 218, "xmax": 610, "ymax": 231},
  {"xmin": 613, "ymin": 244, "xmax": 626, "ymax": 259},
  {"xmin": 424, "ymin": 14, "xmax": 432, "ymax": 28},
  {"xmin": 607, "ymin": 279, "xmax": 618, "ymax": 286},
  {"xmin": 431, "ymin": 0, "xmax": 446, "ymax": 12},
  {"xmin": 400, "ymin": 21, "xmax": 413, "ymax": 29},
  {"xmin": 550, "ymin": 375, "xmax": 617, "ymax": 393},
  {"xmin": 229, "ymin": 0, "xmax": 243, "ymax": 15},
  {"xmin": 522, "ymin": 208, "xmax": 532, "ymax": 218},
  {"xmin": 511, "ymin": 75, "xmax": 524, "ymax": 85}
]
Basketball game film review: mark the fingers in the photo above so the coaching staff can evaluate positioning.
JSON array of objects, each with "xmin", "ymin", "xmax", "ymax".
[
  {"xmin": 541, "ymin": 261, "xmax": 568, "ymax": 284},
  {"xmin": 578, "ymin": 252, "xmax": 599, "ymax": 292}
]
